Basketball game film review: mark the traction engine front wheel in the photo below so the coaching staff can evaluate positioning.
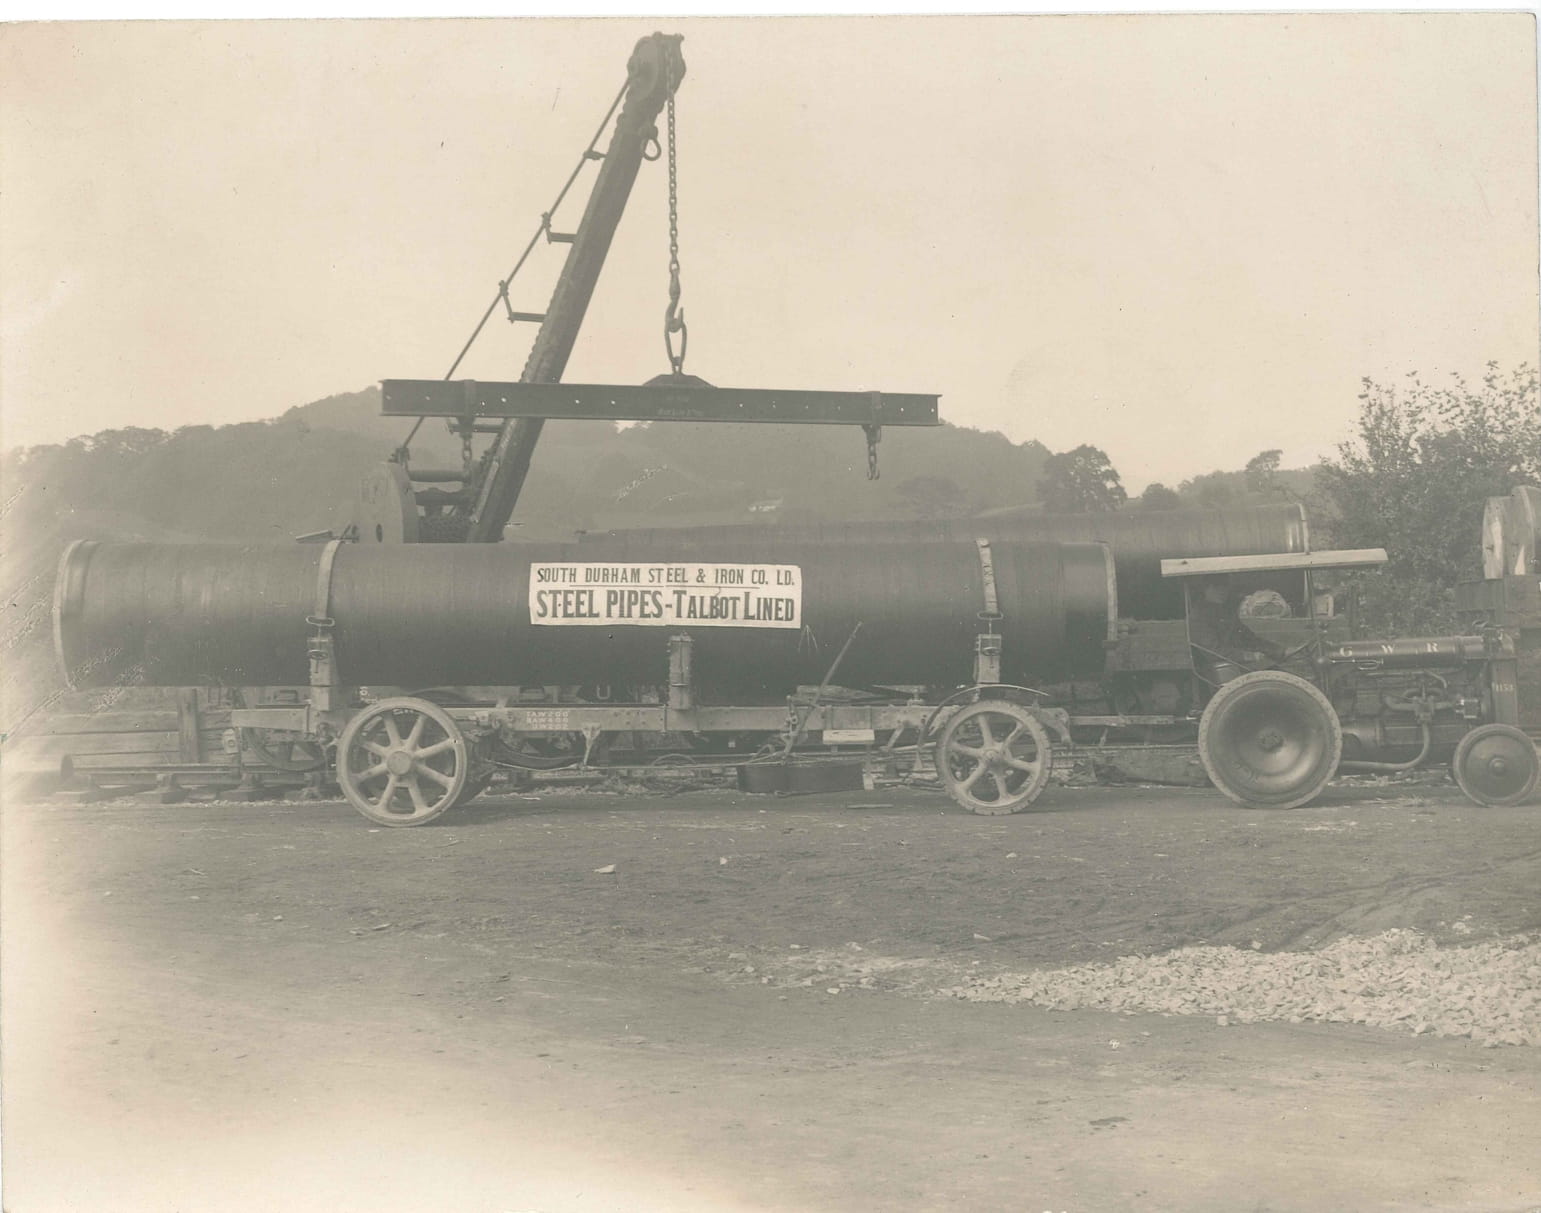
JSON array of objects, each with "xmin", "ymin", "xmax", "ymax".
[
  {"xmin": 337, "ymin": 697, "xmax": 469, "ymax": 827},
  {"xmin": 1452, "ymin": 724, "xmax": 1540, "ymax": 807}
]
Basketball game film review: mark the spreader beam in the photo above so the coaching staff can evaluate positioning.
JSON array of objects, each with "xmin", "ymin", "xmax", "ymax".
[{"xmin": 381, "ymin": 380, "xmax": 940, "ymax": 426}]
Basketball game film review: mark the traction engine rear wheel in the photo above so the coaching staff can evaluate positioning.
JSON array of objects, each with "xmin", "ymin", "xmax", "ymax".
[
  {"xmin": 1198, "ymin": 670, "xmax": 1341, "ymax": 809},
  {"xmin": 938, "ymin": 701, "xmax": 1053, "ymax": 815},
  {"xmin": 337, "ymin": 697, "xmax": 468, "ymax": 827},
  {"xmin": 1452, "ymin": 724, "xmax": 1540, "ymax": 807}
]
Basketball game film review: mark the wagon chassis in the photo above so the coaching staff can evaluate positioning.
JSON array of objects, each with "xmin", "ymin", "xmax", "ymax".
[{"xmin": 235, "ymin": 672, "xmax": 1205, "ymax": 826}]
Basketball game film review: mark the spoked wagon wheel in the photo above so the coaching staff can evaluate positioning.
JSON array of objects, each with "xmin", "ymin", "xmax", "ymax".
[
  {"xmin": 1198, "ymin": 670, "xmax": 1341, "ymax": 809},
  {"xmin": 1451, "ymin": 724, "xmax": 1539, "ymax": 807},
  {"xmin": 336, "ymin": 697, "xmax": 469, "ymax": 827},
  {"xmin": 643, "ymin": 752, "xmax": 699, "ymax": 793},
  {"xmin": 233, "ymin": 690, "xmax": 327, "ymax": 772},
  {"xmin": 243, "ymin": 729, "xmax": 328, "ymax": 773},
  {"xmin": 449, "ymin": 773, "xmax": 495, "ymax": 809},
  {"xmin": 938, "ymin": 701, "xmax": 1053, "ymax": 815}
]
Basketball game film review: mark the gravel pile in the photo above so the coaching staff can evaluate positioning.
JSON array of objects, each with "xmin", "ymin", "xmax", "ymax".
[{"xmin": 945, "ymin": 929, "xmax": 1541, "ymax": 1047}]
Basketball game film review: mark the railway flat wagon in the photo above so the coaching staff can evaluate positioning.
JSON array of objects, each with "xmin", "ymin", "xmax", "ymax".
[{"xmin": 55, "ymin": 534, "xmax": 1118, "ymax": 824}]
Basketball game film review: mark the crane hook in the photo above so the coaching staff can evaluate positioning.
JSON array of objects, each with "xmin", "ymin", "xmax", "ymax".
[{"xmin": 665, "ymin": 300, "xmax": 688, "ymax": 375}]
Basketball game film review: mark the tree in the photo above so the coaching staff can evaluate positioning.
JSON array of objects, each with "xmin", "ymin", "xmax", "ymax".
[
  {"xmin": 1316, "ymin": 363, "xmax": 1540, "ymax": 634},
  {"xmin": 1139, "ymin": 482, "xmax": 1182, "ymax": 511},
  {"xmin": 84, "ymin": 426, "xmax": 170, "ymax": 456},
  {"xmin": 1243, "ymin": 448, "xmax": 1282, "ymax": 494},
  {"xmin": 1037, "ymin": 445, "xmax": 1127, "ymax": 513},
  {"xmin": 1176, "ymin": 469, "xmax": 1238, "ymax": 507}
]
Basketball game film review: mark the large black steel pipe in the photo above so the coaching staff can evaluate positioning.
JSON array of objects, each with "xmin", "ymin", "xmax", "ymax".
[
  {"xmin": 577, "ymin": 503, "xmax": 1309, "ymax": 621},
  {"xmin": 55, "ymin": 536, "xmax": 1115, "ymax": 699}
]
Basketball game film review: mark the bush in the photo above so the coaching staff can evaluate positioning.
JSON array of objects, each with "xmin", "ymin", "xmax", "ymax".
[{"xmin": 1317, "ymin": 363, "xmax": 1539, "ymax": 635}]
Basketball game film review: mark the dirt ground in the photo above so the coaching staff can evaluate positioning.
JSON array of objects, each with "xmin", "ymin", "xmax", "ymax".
[{"xmin": 3, "ymin": 778, "xmax": 1539, "ymax": 1213}]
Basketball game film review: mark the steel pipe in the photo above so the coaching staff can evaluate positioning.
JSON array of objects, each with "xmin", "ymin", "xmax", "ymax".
[
  {"xmin": 55, "ymin": 536, "xmax": 1116, "ymax": 699},
  {"xmin": 577, "ymin": 503, "xmax": 1309, "ymax": 620}
]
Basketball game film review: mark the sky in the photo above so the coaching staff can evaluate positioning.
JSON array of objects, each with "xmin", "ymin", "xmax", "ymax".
[{"xmin": 1, "ymin": 14, "xmax": 1537, "ymax": 491}]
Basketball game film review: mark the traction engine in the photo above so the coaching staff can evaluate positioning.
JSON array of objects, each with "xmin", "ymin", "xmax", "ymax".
[{"xmin": 1165, "ymin": 549, "xmax": 1536, "ymax": 809}]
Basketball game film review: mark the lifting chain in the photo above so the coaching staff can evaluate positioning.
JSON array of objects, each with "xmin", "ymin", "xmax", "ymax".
[
  {"xmin": 863, "ymin": 423, "xmax": 881, "ymax": 480},
  {"xmin": 663, "ymin": 56, "xmax": 688, "ymax": 376}
]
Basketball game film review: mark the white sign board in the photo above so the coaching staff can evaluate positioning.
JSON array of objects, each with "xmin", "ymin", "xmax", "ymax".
[{"xmin": 530, "ymin": 562, "xmax": 802, "ymax": 628}]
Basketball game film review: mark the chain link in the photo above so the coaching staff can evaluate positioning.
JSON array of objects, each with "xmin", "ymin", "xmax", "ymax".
[
  {"xmin": 864, "ymin": 424, "xmax": 881, "ymax": 480},
  {"xmin": 663, "ymin": 56, "xmax": 687, "ymax": 375}
]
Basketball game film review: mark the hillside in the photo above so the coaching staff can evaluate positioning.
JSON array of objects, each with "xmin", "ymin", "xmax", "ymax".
[{"xmin": 281, "ymin": 388, "xmax": 1055, "ymax": 535}]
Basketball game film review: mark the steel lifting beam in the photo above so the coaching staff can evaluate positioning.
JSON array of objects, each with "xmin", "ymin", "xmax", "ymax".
[{"xmin": 382, "ymin": 380, "xmax": 940, "ymax": 427}]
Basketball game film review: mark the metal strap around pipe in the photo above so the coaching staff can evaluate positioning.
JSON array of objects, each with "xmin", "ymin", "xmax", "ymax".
[
  {"xmin": 975, "ymin": 538, "xmax": 1002, "ymax": 621},
  {"xmin": 308, "ymin": 538, "xmax": 345, "ymax": 690},
  {"xmin": 310, "ymin": 538, "xmax": 344, "ymax": 628}
]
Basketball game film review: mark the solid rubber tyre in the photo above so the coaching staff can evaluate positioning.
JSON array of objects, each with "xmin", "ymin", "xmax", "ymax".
[
  {"xmin": 1451, "ymin": 724, "xmax": 1540, "ymax": 807},
  {"xmin": 1198, "ymin": 670, "xmax": 1342, "ymax": 809}
]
